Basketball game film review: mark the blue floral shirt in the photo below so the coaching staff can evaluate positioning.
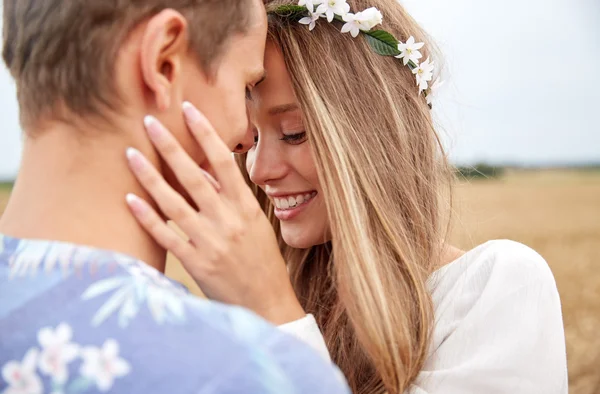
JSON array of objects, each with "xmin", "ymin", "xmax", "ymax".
[{"xmin": 0, "ymin": 234, "xmax": 349, "ymax": 394}]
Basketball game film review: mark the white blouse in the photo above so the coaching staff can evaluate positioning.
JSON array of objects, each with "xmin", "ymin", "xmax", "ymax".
[{"xmin": 279, "ymin": 240, "xmax": 568, "ymax": 394}]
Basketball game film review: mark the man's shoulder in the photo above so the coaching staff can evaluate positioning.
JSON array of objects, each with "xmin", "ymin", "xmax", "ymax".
[{"xmin": 0, "ymin": 240, "xmax": 350, "ymax": 393}]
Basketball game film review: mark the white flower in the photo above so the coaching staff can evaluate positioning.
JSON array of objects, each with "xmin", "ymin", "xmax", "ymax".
[
  {"xmin": 299, "ymin": 10, "xmax": 323, "ymax": 31},
  {"xmin": 341, "ymin": 7, "xmax": 383, "ymax": 37},
  {"xmin": 298, "ymin": 0, "xmax": 323, "ymax": 13},
  {"xmin": 316, "ymin": 0, "xmax": 350, "ymax": 22},
  {"xmin": 355, "ymin": 7, "xmax": 383, "ymax": 31},
  {"xmin": 1, "ymin": 348, "xmax": 43, "ymax": 394},
  {"xmin": 426, "ymin": 79, "xmax": 444, "ymax": 105},
  {"xmin": 341, "ymin": 13, "xmax": 361, "ymax": 37},
  {"xmin": 395, "ymin": 36, "xmax": 424, "ymax": 66},
  {"xmin": 412, "ymin": 57, "xmax": 435, "ymax": 92},
  {"xmin": 80, "ymin": 340, "xmax": 130, "ymax": 392},
  {"xmin": 37, "ymin": 323, "xmax": 80, "ymax": 384}
]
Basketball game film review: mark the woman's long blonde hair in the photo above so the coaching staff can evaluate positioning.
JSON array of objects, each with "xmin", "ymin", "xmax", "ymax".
[{"xmin": 239, "ymin": 1, "xmax": 453, "ymax": 392}]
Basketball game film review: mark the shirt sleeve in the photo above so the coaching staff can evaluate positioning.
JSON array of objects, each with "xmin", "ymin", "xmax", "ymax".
[
  {"xmin": 278, "ymin": 314, "xmax": 331, "ymax": 362},
  {"xmin": 408, "ymin": 242, "xmax": 568, "ymax": 394}
]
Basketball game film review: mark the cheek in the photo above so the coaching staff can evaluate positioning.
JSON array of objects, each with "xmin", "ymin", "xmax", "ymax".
[
  {"xmin": 294, "ymin": 144, "xmax": 321, "ymax": 190},
  {"xmin": 161, "ymin": 113, "xmax": 202, "ymax": 162},
  {"xmin": 211, "ymin": 82, "xmax": 247, "ymax": 147}
]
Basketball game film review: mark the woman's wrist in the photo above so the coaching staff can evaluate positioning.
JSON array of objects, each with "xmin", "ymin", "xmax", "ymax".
[{"xmin": 262, "ymin": 288, "xmax": 306, "ymax": 325}]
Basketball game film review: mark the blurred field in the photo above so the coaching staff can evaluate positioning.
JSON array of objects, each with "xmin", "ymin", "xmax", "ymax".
[
  {"xmin": 450, "ymin": 169, "xmax": 600, "ymax": 394},
  {"xmin": 1, "ymin": 170, "xmax": 599, "ymax": 392}
]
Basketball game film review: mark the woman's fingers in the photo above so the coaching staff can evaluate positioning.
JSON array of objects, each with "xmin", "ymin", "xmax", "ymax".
[
  {"xmin": 182, "ymin": 102, "xmax": 246, "ymax": 197},
  {"xmin": 125, "ymin": 193, "xmax": 196, "ymax": 262},
  {"xmin": 143, "ymin": 116, "xmax": 221, "ymax": 209},
  {"xmin": 126, "ymin": 147, "xmax": 204, "ymax": 240}
]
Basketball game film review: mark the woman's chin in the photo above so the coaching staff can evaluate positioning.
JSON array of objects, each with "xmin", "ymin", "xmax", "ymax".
[
  {"xmin": 282, "ymin": 233, "xmax": 315, "ymax": 250},
  {"xmin": 281, "ymin": 227, "xmax": 328, "ymax": 250}
]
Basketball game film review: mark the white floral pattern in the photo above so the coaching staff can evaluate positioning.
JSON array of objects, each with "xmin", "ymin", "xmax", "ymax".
[
  {"xmin": 80, "ymin": 340, "xmax": 131, "ymax": 392},
  {"xmin": 1, "ymin": 325, "xmax": 130, "ymax": 394},
  {"xmin": 36, "ymin": 323, "xmax": 80, "ymax": 386},
  {"xmin": 1, "ymin": 349, "xmax": 43, "ymax": 394},
  {"xmin": 81, "ymin": 263, "xmax": 186, "ymax": 327}
]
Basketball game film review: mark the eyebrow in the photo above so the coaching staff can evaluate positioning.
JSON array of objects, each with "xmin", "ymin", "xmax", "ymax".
[{"xmin": 268, "ymin": 103, "xmax": 300, "ymax": 116}]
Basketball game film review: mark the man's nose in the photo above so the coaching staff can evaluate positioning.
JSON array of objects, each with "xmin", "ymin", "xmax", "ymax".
[
  {"xmin": 233, "ymin": 133, "xmax": 254, "ymax": 154},
  {"xmin": 233, "ymin": 117, "xmax": 255, "ymax": 154}
]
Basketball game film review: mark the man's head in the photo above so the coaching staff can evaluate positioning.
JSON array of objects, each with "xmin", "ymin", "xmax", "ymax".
[{"xmin": 2, "ymin": 0, "xmax": 267, "ymax": 157}]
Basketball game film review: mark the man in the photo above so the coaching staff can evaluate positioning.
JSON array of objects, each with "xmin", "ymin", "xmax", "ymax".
[{"xmin": 0, "ymin": 0, "xmax": 349, "ymax": 392}]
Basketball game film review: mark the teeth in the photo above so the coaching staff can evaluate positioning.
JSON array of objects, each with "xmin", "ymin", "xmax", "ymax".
[{"xmin": 273, "ymin": 192, "xmax": 316, "ymax": 211}]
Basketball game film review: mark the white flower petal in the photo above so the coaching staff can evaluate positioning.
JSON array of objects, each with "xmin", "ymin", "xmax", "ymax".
[
  {"xmin": 103, "ymin": 340, "xmax": 119, "ymax": 359},
  {"xmin": 298, "ymin": 17, "xmax": 313, "ymax": 25},
  {"xmin": 112, "ymin": 359, "xmax": 131, "ymax": 378},
  {"xmin": 22, "ymin": 348, "xmax": 40, "ymax": 371},
  {"xmin": 55, "ymin": 323, "xmax": 73, "ymax": 343},
  {"xmin": 38, "ymin": 327, "xmax": 55, "ymax": 348},
  {"xmin": 298, "ymin": 0, "xmax": 314, "ymax": 13},
  {"xmin": 62, "ymin": 343, "xmax": 80, "ymax": 363},
  {"xmin": 97, "ymin": 373, "xmax": 115, "ymax": 392},
  {"xmin": 2, "ymin": 361, "xmax": 20, "ymax": 384},
  {"xmin": 340, "ymin": 2, "xmax": 350, "ymax": 14},
  {"xmin": 341, "ymin": 23, "xmax": 352, "ymax": 33},
  {"xmin": 342, "ymin": 12, "xmax": 355, "ymax": 22},
  {"xmin": 326, "ymin": 9, "xmax": 334, "ymax": 22}
]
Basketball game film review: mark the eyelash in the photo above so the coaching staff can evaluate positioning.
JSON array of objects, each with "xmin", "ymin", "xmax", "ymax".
[
  {"xmin": 281, "ymin": 132, "xmax": 307, "ymax": 145},
  {"xmin": 253, "ymin": 132, "xmax": 307, "ymax": 146}
]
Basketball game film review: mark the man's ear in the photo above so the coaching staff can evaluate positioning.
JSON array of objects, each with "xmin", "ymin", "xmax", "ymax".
[{"xmin": 139, "ymin": 9, "xmax": 189, "ymax": 111}]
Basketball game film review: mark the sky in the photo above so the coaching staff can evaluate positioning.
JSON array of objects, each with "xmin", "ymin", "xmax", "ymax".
[{"xmin": 0, "ymin": 0, "xmax": 599, "ymax": 179}]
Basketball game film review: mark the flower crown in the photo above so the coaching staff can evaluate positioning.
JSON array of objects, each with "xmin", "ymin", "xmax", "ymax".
[{"xmin": 272, "ymin": 0, "xmax": 442, "ymax": 107}]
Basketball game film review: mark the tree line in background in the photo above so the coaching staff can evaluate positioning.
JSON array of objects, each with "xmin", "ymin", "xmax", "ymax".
[
  {"xmin": 455, "ymin": 164, "xmax": 505, "ymax": 180},
  {"xmin": 1, "ymin": 163, "xmax": 599, "ymax": 188}
]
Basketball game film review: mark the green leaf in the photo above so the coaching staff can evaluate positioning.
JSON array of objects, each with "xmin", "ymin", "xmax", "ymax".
[
  {"xmin": 364, "ymin": 30, "xmax": 401, "ymax": 56},
  {"xmin": 271, "ymin": 5, "xmax": 308, "ymax": 20}
]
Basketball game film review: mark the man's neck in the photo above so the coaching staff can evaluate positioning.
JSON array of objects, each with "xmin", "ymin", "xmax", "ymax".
[{"xmin": 0, "ymin": 119, "xmax": 167, "ymax": 272}]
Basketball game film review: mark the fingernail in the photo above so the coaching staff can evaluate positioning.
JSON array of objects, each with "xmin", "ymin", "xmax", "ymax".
[
  {"xmin": 144, "ymin": 115, "xmax": 163, "ymax": 140},
  {"xmin": 126, "ymin": 193, "xmax": 147, "ymax": 215},
  {"xmin": 126, "ymin": 148, "xmax": 145, "ymax": 171},
  {"xmin": 182, "ymin": 101, "xmax": 203, "ymax": 124}
]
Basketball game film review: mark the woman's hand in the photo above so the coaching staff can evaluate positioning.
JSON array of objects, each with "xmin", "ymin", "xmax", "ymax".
[{"xmin": 125, "ymin": 102, "xmax": 305, "ymax": 325}]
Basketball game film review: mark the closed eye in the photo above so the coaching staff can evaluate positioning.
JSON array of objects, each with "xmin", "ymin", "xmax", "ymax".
[{"xmin": 281, "ymin": 132, "xmax": 307, "ymax": 145}]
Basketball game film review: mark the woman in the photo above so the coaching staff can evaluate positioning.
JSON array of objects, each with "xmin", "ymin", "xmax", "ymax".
[{"xmin": 124, "ymin": 0, "xmax": 568, "ymax": 392}]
